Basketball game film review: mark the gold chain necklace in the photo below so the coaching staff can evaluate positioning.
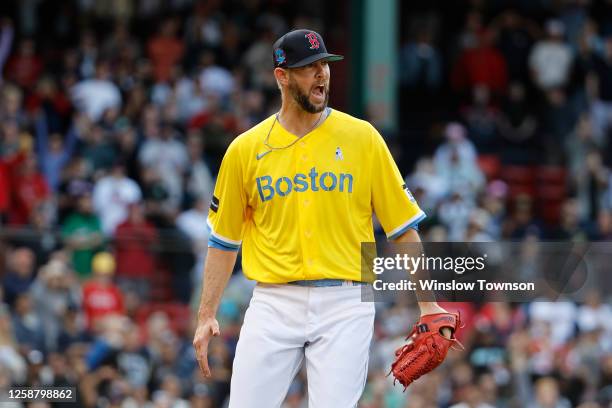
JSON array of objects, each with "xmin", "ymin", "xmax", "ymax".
[{"xmin": 262, "ymin": 108, "xmax": 327, "ymax": 152}]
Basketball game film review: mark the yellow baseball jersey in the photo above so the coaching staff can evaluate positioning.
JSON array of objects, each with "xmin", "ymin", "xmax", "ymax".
[{"xmin": 207, "ymin": 109, "xmax": 425, "ymax": 283}]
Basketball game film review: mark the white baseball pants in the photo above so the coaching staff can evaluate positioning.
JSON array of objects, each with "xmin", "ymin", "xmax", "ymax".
[{"xmin": 228, "ymin": 282, "xmax": 375, "ymax": 408}]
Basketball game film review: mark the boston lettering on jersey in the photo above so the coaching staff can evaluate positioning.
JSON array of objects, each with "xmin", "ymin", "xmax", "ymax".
[{"xmin": 256, "ymin": 167, "xmax": 353, "ymax": 202}]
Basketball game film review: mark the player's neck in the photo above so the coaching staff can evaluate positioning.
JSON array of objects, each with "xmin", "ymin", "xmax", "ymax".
[{"xmin": 277, "ymin": 103, "xmax": 326, "ymax": 137}]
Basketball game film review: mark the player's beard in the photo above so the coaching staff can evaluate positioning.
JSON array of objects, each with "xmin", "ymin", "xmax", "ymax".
[{"xmin": 288, "ymin": 76, "xmax": 329, "ymax": 114}]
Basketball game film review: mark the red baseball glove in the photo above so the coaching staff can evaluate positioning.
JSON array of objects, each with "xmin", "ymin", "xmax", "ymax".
[{"xmin": 389, "ymin": 312, "xmax": 463, "ymax": 390}]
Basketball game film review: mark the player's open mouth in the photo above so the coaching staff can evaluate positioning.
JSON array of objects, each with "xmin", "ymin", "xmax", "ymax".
[{"xmin": 311, "ymin": 85, "xmax": 325, "ymax": 101}]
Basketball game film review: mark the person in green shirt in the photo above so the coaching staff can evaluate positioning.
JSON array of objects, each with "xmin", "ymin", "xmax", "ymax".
[{"xmin": 61, "ymin": 192, "xmax": 105, "ymax": 278}]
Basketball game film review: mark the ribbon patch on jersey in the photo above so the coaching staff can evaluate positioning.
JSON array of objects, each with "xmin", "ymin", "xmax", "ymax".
[
  {"xmin": 335, "ymin": 147, "xmax": 343, "ymax": 160},
  {"xmin": 210, "ymin": 195, "xmax": 220, "ymax": 212}
]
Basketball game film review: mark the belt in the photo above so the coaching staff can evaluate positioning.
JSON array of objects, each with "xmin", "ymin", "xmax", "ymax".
[{"xmin": 287, "ymin": 279, "xmax": 368, "ymax": 287}]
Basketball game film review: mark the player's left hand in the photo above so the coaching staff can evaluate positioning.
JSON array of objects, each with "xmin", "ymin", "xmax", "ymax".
[
  {"xmin": 193, "ymin": 317, "xmax": 221, "ymax": 378},
  {"xmin": 388, "ymin": 312, "xmax": 463, "ymax": 390}
]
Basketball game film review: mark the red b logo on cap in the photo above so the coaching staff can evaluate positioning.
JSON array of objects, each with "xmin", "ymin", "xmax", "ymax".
[{"xmin": 305, "ymin": 32, "xmax": 320, "ymax": 50}]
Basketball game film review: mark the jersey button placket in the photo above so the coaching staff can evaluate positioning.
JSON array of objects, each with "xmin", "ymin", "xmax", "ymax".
[
  {"xmin": 297, "ymin": 140, "xmax": 313, "ymax": 278},
  {"xmin": 294, "ymin": 141, "xmax": 309, "ymax": 279}
]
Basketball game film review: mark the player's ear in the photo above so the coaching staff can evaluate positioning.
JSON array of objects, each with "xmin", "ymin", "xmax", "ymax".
[{"xmin": 274, "ymin": 67, "xmax": 289, "ymax": 88}]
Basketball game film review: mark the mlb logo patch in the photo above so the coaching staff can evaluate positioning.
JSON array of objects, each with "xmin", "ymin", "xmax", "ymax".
[
  {"xmin": 335, "ymin": 147, "xmax": 343, "ymax": 160},
  {"xmin": 274, "ymin": 48, "xmax": 286, "ymax": 65}
]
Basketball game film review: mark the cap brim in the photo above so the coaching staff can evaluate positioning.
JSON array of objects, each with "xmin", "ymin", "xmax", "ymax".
[{"xmin": 287, "ymin": 53, "xmax": 344, "ymax": 68}]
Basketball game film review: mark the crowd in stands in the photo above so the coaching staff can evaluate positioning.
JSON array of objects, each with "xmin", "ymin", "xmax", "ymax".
[{"xmin": 1, "ymin": 0, "xmax": 612, "ymax": 406}]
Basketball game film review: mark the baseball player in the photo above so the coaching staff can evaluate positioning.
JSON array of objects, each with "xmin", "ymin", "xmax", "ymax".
[{"xmin": 193, "ymin": 29, "xmax": 458, "ymax": 407}]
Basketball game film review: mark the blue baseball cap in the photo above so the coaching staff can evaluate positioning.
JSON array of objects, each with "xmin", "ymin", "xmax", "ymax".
[{"xmin": 273, "ymin": 29, "xmax": 344, "ymax": 68}]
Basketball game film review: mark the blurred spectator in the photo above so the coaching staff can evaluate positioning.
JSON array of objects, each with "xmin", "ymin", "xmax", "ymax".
[
  {"xmin": 2, "ymin": 247, "xmax": 36, "ymax": 306},
  {"xmin": 528, "ymin": 377, "xmax": 572, "ymax": 408},
  {"xmin": 11, "ymin": 292, "xmax": 46, "ymax": 354},
  {"xmin": 82, "ymin": 252, "xmax": 124, "ymax": 331},
  {"xmin": 77, "ymin": 30, "xmax": 99, "ymax": 80},
  {"xmin": 56, "ymin": 304, "xmax": 89, "ymax": 352},
  {"xmin": 176, "ymin": 73, "xmax": 210, "ymax": 122},
  {"xmin": 61, "ymin": 192, "xmax": 104, "ymax": 278},
  {"xmin": 565, "ymin": 115, "xmax": 599, "ymax": 215},
  {"xmin": 0, "ymin": 84, "xmax": 26, "ymax": 133},
  {"xmin": 9, "ymin": 154, "xmax": 51, "ymax": 226},
  {"xmin": 538, "ymin": 88, "xmax": 578, "ymax": 163},
  {"xmin": 590, "ymin": 35, "xmax": 612, "ymax": 143},
  {"xmin": 439, "ymin": 191, "xmax": 475, "ymax": 241},
  {"xmin": 461, "ymin": 85, "xmax": 500, "ymax": 154},
  {"xmin": 549, "ymin": 198, "xmax": 590, "ymax": 240},
  {"xmin": 123, "ymin": 83, "xmax": 149, "ymax": 123},
  {"xmin": 451, "ymin": 29, "xmax": 508, "ymax": 96},
  {"xmin": 576, "ymin": 149, "xmax": 609, "ymax": 224},
  {"xmin": 101, "ymin": 20, "xmax": 141, "ymax": 67},
  {"xmin": 56, "ymin": 157, "xmax": 93, "ymax": 222},
  {"xmin": 0, "ymin": 19, "xmax": 14, "ymax": 82},
  {"xmin": 71, "ymin": 61, "xmax": 122, "ymax": 122},
  {"xmin": 81, "ymin": 124, "xmax": 116, "ymax": 172},
  {"xmin": 465, "ymin": 209, "xmax": 494, "ymax": 241},
  {"xmin": 434, "ymin": 123, "xmax": 485, "ymax": 201},
  {"xmin": 140, "ymin": 166, "xmax": 171, "ymax": 219},
  {"xmin": 0, "ymin": 304, "xmax": 27, "ymax": 385},
  {"xmin": 114, "ymin": 120, "xmax": 141, "ymax": 181},
  {"xmin": 116, "ymin": 323, "xmax": 151, "ymax": 388},
  {"xmin": 185, "ymin": 131, "xmax": 214, "ymax": 202},
  {"xmin": 35, "ymin": 113, "xmax": 78, "ymax": 192},
  {"xmin": 399, "ymin": 30, "xmax": 442, "ymax": 92},
  {"xmin": 0, "ymin": 119, "xmax": 24, "ymax": 159},
  {"xmin": 156, "ymin": 221, "xmax": 196, "ymax": 304},
  {"xmin": 504, "ymin": 195, "xmax": 541, "ymax": 239},
  {"xmin": 30, "ymin": 258, "xmax": 80, "ymax": 352},
  {"xmin": 5, "ymin": 38, "xmax": 42, "ymax": 90},
  {"xmin": 406, "ymin": 157, "xmax": 448, "ymax": 216},
  {"xmin": 492, "ymin": 10, "xmax": 537, "ymax": 82},
  {"xmin": 456, "ymin": 10, "xmax": 484, "ymax": 51},
  {"xmin": 577, "ymin": 290, "xmax": 612, "ymax": 334},
  {"xmin": 138, "ymin": 115, "xmax": 188, "ymax": 209},
  {"xmin": 157, "ymin": 373, "xmax": 191, "ymax": 407},
  {"xmin": 481, "ymin": 180, "xmax": 508, "ymax": 239},
  {"xmin": 9, "ymin": 201, "xmax": 58, "ymax": 269},
  {"xmin": 198, "ymin": 50, "xmax": 235, "ymax": 101},
  {"xmin": 177, "ymin": 196, "xmax": 210, "ymax": 289},
  {"xmin": 191, "ymin": 382, "xmax": 217, "ymax": 408},
  {"xmin": 149, "ymin": 331, "xmax": 197, "ymax": 390},
  {"xmin": 114, "ymin": 203, "xmax": 157, "ymax": 300},
  {"xmin": 434, "ymin": 122, "xmax": 478, "ymax": 168},
  {"xmin": 148, "ymin": 18, "xmax": 185, "ymax": 83},
  {"xmin": 92, "ymin": 161, "xmax": 142, "ymax": 235},
  {"xmin": 529, "ymin": 20, "xmax": 573, "ymax": 91},
  {"xmin": 530, "ymin": 299, "xmax": 578, "ymax": 347},
  {"xmin": 29, "ymin": 76, "xmax": 73, "ymax": 131},
  {"xmin": 242, "ymin": 29, "xmax": 277, "ymax": 91}
]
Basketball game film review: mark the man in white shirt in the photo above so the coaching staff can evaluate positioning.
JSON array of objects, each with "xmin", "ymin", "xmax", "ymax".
[
  {"xmin": 528, "ymin": 20, "xmax": 573, "ymax": 91},
  {"xmin": 71, "ymin": 61, "xmax": 122, "ymax": 122},
  {"xmin": 138, "ymin": 121, "xmax": 188, "ymax": 210},
  {"xmin": 92, "ymin": 161, "xmax": 142, "ymax": 235}
]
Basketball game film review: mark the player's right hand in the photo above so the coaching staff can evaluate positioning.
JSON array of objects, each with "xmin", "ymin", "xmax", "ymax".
[{"xmin": 193, "ymin": 317, "xmax": 221, "ymax": 378}]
